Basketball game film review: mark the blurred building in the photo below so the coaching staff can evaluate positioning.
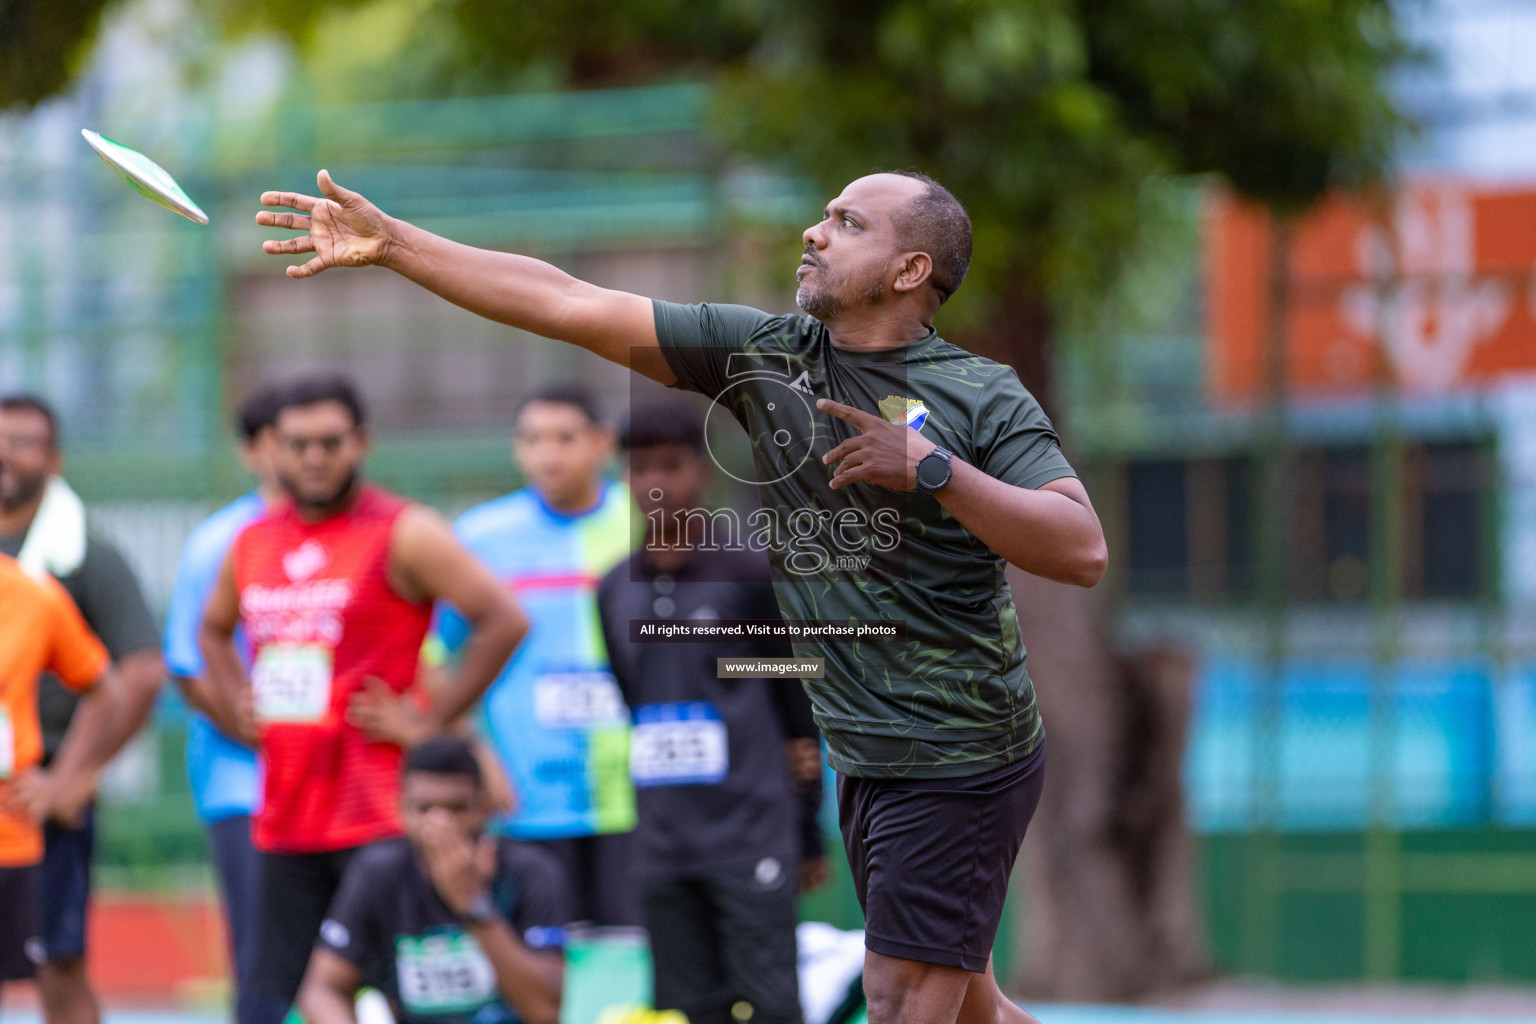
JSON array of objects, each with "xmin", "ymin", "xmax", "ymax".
[{"xmin": 1069, "ymin": 0, "xmax": 1536, "ymax": 983}]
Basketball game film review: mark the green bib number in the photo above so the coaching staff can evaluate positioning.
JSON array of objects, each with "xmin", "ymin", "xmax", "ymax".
[{"xmin": 395, "ymin": 931, "xmax": 497, "ymax": 1015}]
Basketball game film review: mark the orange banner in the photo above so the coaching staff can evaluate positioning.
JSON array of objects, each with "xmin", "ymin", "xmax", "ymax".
[{"xmin": 1207, "ymin": 181, "xmax": 1536, "ymax": 403}]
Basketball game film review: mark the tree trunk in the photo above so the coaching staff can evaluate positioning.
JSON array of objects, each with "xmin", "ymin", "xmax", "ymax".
[{"xmin": 968, "ymin": 289, "xmax": 1208, "ymax": 1000}]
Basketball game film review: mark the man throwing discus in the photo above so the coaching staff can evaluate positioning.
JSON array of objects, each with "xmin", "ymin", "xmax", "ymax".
[{"xmin": 257, "ymin": 168, "xmax": 1107, "ymax": 1024}]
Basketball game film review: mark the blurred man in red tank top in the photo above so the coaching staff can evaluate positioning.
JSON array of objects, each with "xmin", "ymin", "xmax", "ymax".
[{"xmin": 199, "ymin": 374, "xmax": 530, "ymax": 1014}]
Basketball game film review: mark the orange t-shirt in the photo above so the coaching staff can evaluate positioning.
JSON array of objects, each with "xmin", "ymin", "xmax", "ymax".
[{"xmin": 0, "ymin": 554, "xmax": 109, "ymax": 866}]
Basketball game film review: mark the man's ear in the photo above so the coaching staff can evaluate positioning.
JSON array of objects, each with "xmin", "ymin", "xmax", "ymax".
[
  {"xmin": 594, "ymin": 423, "xmax": 618, "ymax": 457},
  {"xmin": 893, "ymin": 252, "xmax": 934, "ymax": 294}
]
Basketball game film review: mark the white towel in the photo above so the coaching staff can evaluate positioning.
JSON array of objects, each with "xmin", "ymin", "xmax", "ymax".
[{"xmin": 16, "ymin": 475, "xmax": 87, "ymax": 579}]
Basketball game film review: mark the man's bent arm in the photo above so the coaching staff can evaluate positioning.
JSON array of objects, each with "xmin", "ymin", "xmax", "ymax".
[
  {"xmin": 937, "ymin": 471, "xmax": 1107, "ymax": 587},
  {"xmin": 465, "ymin": 918, "xmax": 563, "ymax": 1024},
  {"xmin": 389, "ymin": 506, "xmax": 529, "ymax": 731},
  {"xmin": 35, "ymin": 668, "xmax": 124, "ymax": 819},
  {"xmin": 97, "ymin": 649, "xmax": 165, "ymax": 757},
  {"xmin": 198, "ymin": 553, "xmax": 257, "ymax": 744},
  {"xmin": 259, "ymin": 172, "xmax": 675, "ymax": 384},
  {"xmin": 296, "ymin": 950, "xmax": 362, "ymax": 1024}
]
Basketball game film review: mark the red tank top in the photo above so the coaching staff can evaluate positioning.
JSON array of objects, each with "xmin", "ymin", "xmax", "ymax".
[{"xmin": 231, "ymin": 486, "xmax": 431, "ymax": 853}]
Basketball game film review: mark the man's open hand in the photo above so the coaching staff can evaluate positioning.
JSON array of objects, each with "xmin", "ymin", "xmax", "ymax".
[
  {"xmin": 347, "ymin": 678, "xmax": 431, "ymax": 748},
  {"xmin": 420, "ymin": 811, "xmax": 498, "ymax": 916},
  {"xmin": 818, "ymin": 399, "xmax": 937, "ymax": 491},
  {"xmin": 258, "ymin": 170, "xmax": 392, "ymax": 279},
  {"xmin": 5, "ymin": 768, "xmax": 92, "ymax": 828}
]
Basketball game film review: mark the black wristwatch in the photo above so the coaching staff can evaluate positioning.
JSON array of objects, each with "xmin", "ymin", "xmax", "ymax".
[
  {"xmin": 914, "ymin": 447, "xmax": 953, "ymax": 493},
  {"xmin": 460, "ymin": 892, "xmax": 497, "ymax": 926}
]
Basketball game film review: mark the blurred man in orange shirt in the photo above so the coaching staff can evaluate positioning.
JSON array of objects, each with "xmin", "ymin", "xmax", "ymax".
[{"xmin": 0, "ymin": 552, "xmax": 120, "ymax": 1017}]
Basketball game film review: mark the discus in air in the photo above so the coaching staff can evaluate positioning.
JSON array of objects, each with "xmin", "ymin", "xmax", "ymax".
[{"xmin": 80, "ymin": 129, "xmax": 209, "ymax": 225}]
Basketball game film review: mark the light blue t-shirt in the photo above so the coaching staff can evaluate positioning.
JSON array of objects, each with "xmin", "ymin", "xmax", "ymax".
[
  {"xmin": 435, "ymin": 483, "xmax": 637, "ymax": 839},
  {"xmin": 163, "ymin": 491, "xmax": 264, "ymax": 824}
]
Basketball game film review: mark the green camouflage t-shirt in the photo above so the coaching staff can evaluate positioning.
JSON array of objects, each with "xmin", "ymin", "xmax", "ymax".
[{"xmin": 653, "ymin": 300, "xmax": 1076, "ymax": 779}]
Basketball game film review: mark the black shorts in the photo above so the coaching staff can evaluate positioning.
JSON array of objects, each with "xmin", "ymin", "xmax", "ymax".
[
  {"xmin": 35, "ymin": 806, "xmax": 95, "ymax": 964},
  {"xmin": 254, "ymin": 847, "xmax": 360, "ymax": 1007},
  {"xmin": 838, "ymin": 736, "xmax": 1046, "ymax": 973},
  {"xmin": 0, "ymin": 864, "xmax": 40, "ymax": 981},
  {"xmin": 640, "ymin": 860, "xmax": 802, "ymax": 1024}
]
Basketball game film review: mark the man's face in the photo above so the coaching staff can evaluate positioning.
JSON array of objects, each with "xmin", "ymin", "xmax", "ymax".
[
  {"xmin": 513, "ymin": 401, "xmax": 612, "ymax": 506},
  {"xmin": 797, "ymin": 174, "xmax": 925, "ymax": 323},
  {"xmin": 626, "ymin": 443, "xmax": 709, "ymax": 523},
  {"xmin": 272, "ymin": 401, "xmax": 367, "ymax": 510},
  {"xmin": 0, "ymin": 408, "xmax": 60, "ymax": 511},
  {"xmin": 401, "ymin": 772, "xmax": 487, "ymax": 847}
]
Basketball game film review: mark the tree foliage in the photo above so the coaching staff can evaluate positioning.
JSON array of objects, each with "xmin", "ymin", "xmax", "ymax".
[
  {"xmin": 233, "ymin": 0, "xmax": 1409, "ymax": 324},
  {"xmin": 9, "ymin": 0, "xmax": 1409, "ymax": 333},
  {"xmin": 0, "ymin": 0, "xmax": 113, "ymax": 109}
]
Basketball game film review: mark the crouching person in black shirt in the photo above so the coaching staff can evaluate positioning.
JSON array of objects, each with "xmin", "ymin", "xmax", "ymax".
[
  {"xmin": 598, "ymin": 400, "xmax": 827, "ymax": 1024},
  {"xmin": 297, "ymin": 736, "xmax": 570, "ymax": 1024}
]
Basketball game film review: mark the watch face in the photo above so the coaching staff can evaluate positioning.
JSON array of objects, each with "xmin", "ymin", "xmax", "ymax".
[{"xmin": 918, "ymin": 453, "xmax": 949, "ymax": 489}]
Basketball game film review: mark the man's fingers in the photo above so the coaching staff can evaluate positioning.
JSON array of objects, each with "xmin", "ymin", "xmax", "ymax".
[
  {"xmin": 260, "ymin": 190, "xmax": 319, "ymax": 213},
  {"xmin": 821, "ymin": 436, "xmax": 867, "ymax": 465},
  {"xmin": 829, "ymin": 464, "xmax": 870, "ymax": 490},
  {"xmin": 816, "ymin": 398, "xmax": 882, "ymax": 431},
  {"xmin": 257, "ymin": 210, "xmax": 312, "ymax": 231},
  {"xmin": 831, "ymin": 450, "xmax": 871, "ymax": 476},
  {"xmin": 317, "ymin": 169, "xmax": 363, "ymax": 208},
  {"xmin": 288, "ymin": 256, "xmax": 329, "ymax": 279},
  {"xmin": 475, "ymin": 835, "xmax": 498, "ymax": 878},
  {"xmin": 263, "ymin": 236, "xmax": 316, "ymax": 256}
]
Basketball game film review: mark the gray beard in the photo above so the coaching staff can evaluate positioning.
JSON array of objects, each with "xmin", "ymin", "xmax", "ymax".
[
  {"xmin": 796, "ymin": 274, "xmax": 885, "ymax": 322},
  {"xmin": 796, "ymin": 281, "xmax": 840, "ymax": 320}
]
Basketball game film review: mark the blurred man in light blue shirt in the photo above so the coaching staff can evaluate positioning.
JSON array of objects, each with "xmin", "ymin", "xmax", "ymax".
[{"xmin": 162, "ymin": 387, "xmax": 286, "ymax": 1024}]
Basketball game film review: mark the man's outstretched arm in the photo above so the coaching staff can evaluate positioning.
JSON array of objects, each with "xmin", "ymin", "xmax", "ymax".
[{"xmin": 258, "ymin": 171, "xmax": 675, "ymax": 384}]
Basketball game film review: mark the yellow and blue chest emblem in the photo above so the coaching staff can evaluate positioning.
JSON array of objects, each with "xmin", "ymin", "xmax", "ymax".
[{"xmin": 879, "ymin": 395, "xmax": 930, "ymax": 431}]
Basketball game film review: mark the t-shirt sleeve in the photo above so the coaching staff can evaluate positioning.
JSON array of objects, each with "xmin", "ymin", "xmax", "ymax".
[
  {"xmin": 505, "ymin": 844, "xmax": 574, "ymax": 951},
  {"xmin": 971, "ymin": 368, "xmax": 1077, "ymax": 490},
  {"xmin": 76, "ymin": 535, "xmax": 160, "ymax": 660},
  {"xmin": 317, "ymin": 853, "xmax": 382, "ymax": 969},
  {"xmin": 43, "ymin": 581, "xmax": 109, "ymax": 691},
  {"xmin": 652, "ymin": 299, "xmax": 781, "ymax": 398}
]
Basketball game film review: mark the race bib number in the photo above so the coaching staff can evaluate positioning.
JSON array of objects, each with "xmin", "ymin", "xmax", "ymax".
[
  {"xmin": 251, "ymin": 643, "xmax": 333, "ymax": 723},
  {"xmin": 0, "ymin": 707, "xmax": 13, "ymax": 780},
  {"xmin": 395, "ymin": 931, "xmax": 497, "ymax": 1015},
  {"xmin": 631, "ymin": 702, "xmax": 728, "ymax": 787},
  {"xmin": 533, "ymin": 671, "xmax": 627, "ymax": 728}
]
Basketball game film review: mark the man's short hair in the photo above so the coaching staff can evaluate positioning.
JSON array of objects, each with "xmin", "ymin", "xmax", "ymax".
[
  {"xmin": 235, "ymin": 385, "xmax": 282, "ymax": 442},
  {"xmin": 887, "ymin": 171, "xmax": 973, "ymax": 303},
  {"xmin": 272, "ymin": 373, "xmax": 367, "ymax": 429},
  {"xmin": 620, "ymin": 400, "xmax": 705, "ymax": 454},
  {"xmin": 0, "ymin": 394, "xmax": 59, "ymax": 450},
  {"xmin": 403, "ymin": 735, "xmax": 483, "ymax": 789},
  {"xmin": 518, "ymin": 383, "xmax": 602, "ymax": 426}
]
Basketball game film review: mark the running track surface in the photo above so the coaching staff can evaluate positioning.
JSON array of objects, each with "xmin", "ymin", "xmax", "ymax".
[{"xmin": 6, "ymin": 1009, "xmax": 1533, "ymax": 1024}]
